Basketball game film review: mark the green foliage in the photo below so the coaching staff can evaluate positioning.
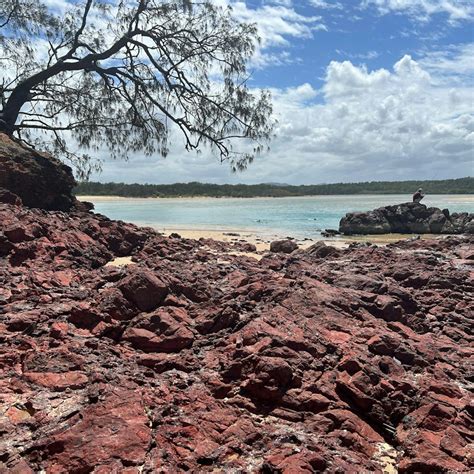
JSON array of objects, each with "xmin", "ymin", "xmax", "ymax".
[
  {"xmin": 0, "ymin": 0, "xmax": 274, "ymax": 179},
  {"xmin": 74, "ymin": 177, "xmax": 474, "ymax": 198}
]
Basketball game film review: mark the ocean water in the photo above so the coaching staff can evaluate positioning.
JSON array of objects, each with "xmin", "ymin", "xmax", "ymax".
[{"xmin": 89, "ymin": 194, "xmax": 474, "ymax": 239}]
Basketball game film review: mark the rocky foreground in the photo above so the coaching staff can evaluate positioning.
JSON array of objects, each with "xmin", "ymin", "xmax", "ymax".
[{"xmin": 0, "ymin": 201, "xmax": 473, "ymax": 473}]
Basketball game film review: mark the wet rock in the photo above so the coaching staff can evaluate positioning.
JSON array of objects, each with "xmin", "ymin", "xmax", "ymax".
[{"xmin": 321, "ymin": 228, "xmax": 340, "ymax": 237}]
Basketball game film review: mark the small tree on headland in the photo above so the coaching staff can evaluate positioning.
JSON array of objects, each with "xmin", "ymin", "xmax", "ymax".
[{"xmin": 0, "ymin": 0, "xmax": 273, "ymax": 178}]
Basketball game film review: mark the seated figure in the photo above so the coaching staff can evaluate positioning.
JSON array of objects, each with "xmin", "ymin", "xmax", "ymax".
[{"xmin": 412, "ymin": 188, "xmax": 425, "ymax": 203}]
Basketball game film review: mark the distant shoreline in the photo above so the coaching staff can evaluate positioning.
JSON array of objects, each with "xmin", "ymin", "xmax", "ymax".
[
  {"xmin": 74, "ymin": 177, "xmax": 474, "ymax": 199},
  {"xmin": 78, "ymin": 194, "xmax": 474, "ymax": 202}
]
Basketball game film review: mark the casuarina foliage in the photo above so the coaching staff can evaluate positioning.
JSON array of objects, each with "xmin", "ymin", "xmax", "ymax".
[{"xmin": 0, "ymin": 0, "xmax": 274, "ymax": 178}]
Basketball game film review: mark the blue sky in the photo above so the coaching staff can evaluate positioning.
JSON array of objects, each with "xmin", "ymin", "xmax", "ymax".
[
  {"xmin": 248, "ymin": 0, "xmax": 473, "ymax": 91},
  {"xmin": 36, "ymin": 1, "xmax": 474, "ymax": 184}
]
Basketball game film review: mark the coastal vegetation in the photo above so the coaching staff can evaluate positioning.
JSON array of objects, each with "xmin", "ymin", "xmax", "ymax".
[
  {"xmin": 75, "ymin": 177, "xmax": 474, "ymax": 198},
  {"xmin": 0, "ymin": 0, "xmax": 273, "ymax": 179}
]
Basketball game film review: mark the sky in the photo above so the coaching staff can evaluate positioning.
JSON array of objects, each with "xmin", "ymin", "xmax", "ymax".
[{"xmin": 25, "ymin": 1, "xmax": 474, "ymax": 183}]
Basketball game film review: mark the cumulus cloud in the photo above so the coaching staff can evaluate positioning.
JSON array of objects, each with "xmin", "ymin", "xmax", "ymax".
[
  {"xmin": 361, "ymin": 0, "xmax": 474, "ymax": 23},
  {"xmin": 261, "ymin": 53, "xmax": 473, "ymax": 182},
  {"xmin": 95, "ymin": 48, "xmax": 474, "ymax": 184}
]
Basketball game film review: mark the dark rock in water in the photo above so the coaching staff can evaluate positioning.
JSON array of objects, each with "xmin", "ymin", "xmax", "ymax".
[
  {"xmin": 270, "ymin": 239, "xmax": 298, "ymax": 253},
  {"xmin": 0, "ymin": 133, "xmax": 78, "ymax": 211},
  {"xmin": 340, "ymin": 202, "xmax": 473, "ymax": 235},
  {"xmin": 321, "ymin": 228, "xmax": 341, "ymax": 237}
]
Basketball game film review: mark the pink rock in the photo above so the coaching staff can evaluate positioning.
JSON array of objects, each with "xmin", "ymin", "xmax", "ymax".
[{"xmin": 24, "ymin": 371, "xmax": 88, "ymax": 391}]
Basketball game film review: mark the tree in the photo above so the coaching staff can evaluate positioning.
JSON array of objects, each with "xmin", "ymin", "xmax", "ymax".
[{"xmin": 0, "ymin": 0, "xmax": 273, "ymax": 178}]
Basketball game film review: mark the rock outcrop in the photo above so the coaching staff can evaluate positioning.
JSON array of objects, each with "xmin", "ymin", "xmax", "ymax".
[
  {"xmin": 0, "ymin": 201, "xmax": 473, "ymax": 472},
  {"xmin": 0, "ymin": 133, "xmax": 79, "ymax": 211},
  {"xmin": 340, "ymin": 201, "xmax": 474, "ymax": 235}
]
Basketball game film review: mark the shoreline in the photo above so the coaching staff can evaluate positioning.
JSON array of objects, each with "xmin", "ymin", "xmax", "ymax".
[
  {"xmin": 143, "ymin": 225, "xmax": 448, "ymax": 251},
  {"xmin": 78, "ymin": 196, "xmax": 472, "ymax": 249},
  {"xmin": 77, "ymin": 194, "xmax": 474, "ymax": 202}
]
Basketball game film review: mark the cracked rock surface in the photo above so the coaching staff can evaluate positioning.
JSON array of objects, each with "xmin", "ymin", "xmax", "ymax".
[{"xmin": 0, "ymin": 202, "xmax": 473, "ymax": 472}]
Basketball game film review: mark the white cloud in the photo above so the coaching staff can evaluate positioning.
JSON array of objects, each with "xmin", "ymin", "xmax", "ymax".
[
  {"xmin": 362, "ymin": 0, "xmax": 474, "ymax": 23},
  {"xmin": 335, "ymin": 49, "xmax": 380, "ymax": 60},
  {"xmin": 209, "ymin": 1, "xmax": 327, "ymax": 69},
  {"xmin": 309, "ymin": 0, "xmax": 343, "ymax": 9},
  {"xmin": 229, "ymin": 2, "xmax": 324, "ymax": 48},
  {"xmin": 418, "ymin": 43, "xmax": 474, "ymax": 83},
  {"xmin": 94, "ymin": 47, "xmax": 474, "ymax": 184}
]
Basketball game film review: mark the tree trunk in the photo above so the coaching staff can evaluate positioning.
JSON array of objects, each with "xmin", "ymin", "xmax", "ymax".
[
  {"xmin": 0, "ymin": 32, "xmax": 136, "ymax": 135},
  {"xmin": 0, "ymin": 83, "xmax": 31, "ymax": 135}
]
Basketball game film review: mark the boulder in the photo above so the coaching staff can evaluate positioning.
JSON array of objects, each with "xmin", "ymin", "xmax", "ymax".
[
  {"xmin": 122, "ymin": 308, "xmax": 194, "ymax": 353},
  {"xmin": 340, "ymin": 210, "xmax": 391, "ymax": 235},
  {"xmin": 118, "ymin": 270, "xmax": 168, "ymax": 312},
  {"xmin": 306, "ymin": 241, "xmax": 340, "ymax": 258},
  {"xmin": 340, "ymin": 202, "xmax": 473, "ymax": 235},
  {"xmin": 0, "ymin": 133, "xmax": 78, "ymax": 211},
  {"xmin": 270, "ymin": 239, "xmax": 298, "ymax": 253}
]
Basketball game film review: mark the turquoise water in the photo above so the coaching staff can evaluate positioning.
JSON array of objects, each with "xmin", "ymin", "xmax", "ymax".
[{"xmin": 89, "ymin": 194, "xmax": 474, "ymax": 239}]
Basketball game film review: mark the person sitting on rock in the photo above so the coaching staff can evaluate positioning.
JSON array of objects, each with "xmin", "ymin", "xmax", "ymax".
[{"xmin": 412, "ymin": 188, "xmax": 425, "ymax": 203}]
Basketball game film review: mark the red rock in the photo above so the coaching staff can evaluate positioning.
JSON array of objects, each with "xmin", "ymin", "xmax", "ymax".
[
  {"xmin": 50, "ymin": 322, "xmax": 69, "ymax": 339},
  {"xmin": 118, "ymin": 269, "xmax": 168, "ymax": 311},
  {"xmin": 0, "ymin": 201, "xmax": 472, "ymax": 472},
  {"xmin": 240, "ymin": 356, "xmax": 293, "ymax": 401},
  {"xmin": 305, "ymin": 240, "xmax": 340, "ymax": 258},
  {"xmin": 97, "ymin": 287, "xmax": 136, "ymax": 321},
  {"xmin": 4, "ymin": 225, "xmax": 31, "ymax": 243},
  {"xmin": 270, "ymin": 239, "xmax": 298, "ymax": 253},
  {"xmin": 32, "ymin": 391, "xmax": 152, "ymax": 472},
  {"xmin": 24, "ymin": 371, "xmax": 88, "ymax": 391},
  {"xmin": 0, "ymin": 133, "xmax": 78, "ymax": 211},
  {"xmin": 53, "ymin": 270, "xmax": 74, "ymax": 286},
  {"xmin": 398, "ymin": 446, "xmax": 467, "ymax": 473},
  {"xmin": 440, "ymin": 427, "xmax": 471, "ymax": 462},
  {"xmin": 122, "ymin": 314, "xmax": 194, "ymax": 353}
]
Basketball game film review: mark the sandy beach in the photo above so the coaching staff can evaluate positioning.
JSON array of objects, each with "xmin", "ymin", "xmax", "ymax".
[
  {"xmin": 157, "ymin": 228, "xmax": 446, "ymax": 251},
  {"xmin": 78, "ymin": 195, "xmax": 468, "ymax": 251},
  {"xmin": 78, "ymin": 194, "xmax": 474, "ymax": 203}
]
